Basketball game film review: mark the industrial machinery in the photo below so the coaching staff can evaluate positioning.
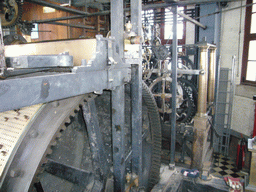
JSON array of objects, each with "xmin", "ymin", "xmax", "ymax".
[{"xmin": 0, "ymin": 0, "xmax": 164, "ymax": 191}]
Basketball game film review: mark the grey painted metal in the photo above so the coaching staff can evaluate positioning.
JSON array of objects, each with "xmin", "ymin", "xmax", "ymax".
[
  {"xmin": 177, "ymin": 11, "xmax": 207, "ymax": 29},
  {"xmin": 0, "ymin": 19, "xmax": 5, "ymax": 76},
  {"xmin": 43, "ymin": 158, "xmax": 95, "ymax": 187},
  {"xmin": 170, "ymin": 5, "xmax": 178, "ymax": 168},
  {"xmin": 131, "ymin": 64, "xmax": 143, "ymax": 185},
  {"xmin": 6, "ymin": 55, "xmax": 73, "ymax": 68},
  {"xmin": 1, "ymin": 96, "xmax": 85, "ymax": 191},
  {"xmin": 213, "ymin": 59, "xmax": 236, "ymax": 155},
  {"xmin": 81, "ymin": 98, "xmax": 109, "ymax": 181},
  {"xmin": 131, "ymin": 0, "xmax": 143, "ymax": 186},
  {"xmin": 0, "ymin": 35, "xmax": 129, "ymax": 112},
  {"xmin": 111, "ymin": 85, "xmax": 126, "ymax": 191},
  {"xmin": 110, "ymin": 0, "xmax": 124, "ymax": 61},
  {"xmin": 177, "ymin": 69, "xmax": 201, "ymax": 75},
  {"xmin": 110, "ymin": 0, "xmax": 126, "ymax": 189}
]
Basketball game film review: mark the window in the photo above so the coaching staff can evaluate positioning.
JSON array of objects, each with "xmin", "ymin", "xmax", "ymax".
[
  {"xmin": 142, "ymin": 9, "xmax": 155, "ymax": 41},
  {"xmin": 241, "ymin": 0, "xmax": 256, "ymax": 85},
  {"xmin": 164, "ymin": 7, "xmax": 184, "ymax": 40},
  {"xmin": 31, "ymin": 23, "xmax": 39, "ymax": 39}
]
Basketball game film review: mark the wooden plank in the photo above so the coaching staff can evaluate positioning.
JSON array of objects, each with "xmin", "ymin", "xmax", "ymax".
[{"xmin": 4, "ymin": 39, "xmax": 97, "ymax": 66}]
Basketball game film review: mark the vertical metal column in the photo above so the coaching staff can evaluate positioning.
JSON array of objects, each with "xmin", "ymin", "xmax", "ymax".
[
  {"xmin": 170, "ymin": 4, "xmax": 178, "ymax": 168},
  {"xmin": 131, "ymin": 0, "xmax": 143, "ymax": 186},
  {"xmin": 0, "ymin": 19, "xmax": 5, "ymax": 77},
  {"xmin": 112, "ymin": 85, "xmax": 126, "ymax": 191},
  {"xmin": 111, "ymin": 0, "xmax": 125, "ymax": 190},
  {"xmin": 208, "ymin": 47, "xmax": 217, "ymax": 104},
  {"xmin": 131, "ymin": 64, "xmax": 142, "ymax": 184}
]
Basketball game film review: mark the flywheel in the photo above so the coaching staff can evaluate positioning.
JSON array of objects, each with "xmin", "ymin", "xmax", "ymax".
[
  {"xmin": 0, "ymin": 82, "xmax": 161, "ymax": 191},
  {"xmin": 0, "ymin": 0, "xmax": 22, "ymax": 28}
]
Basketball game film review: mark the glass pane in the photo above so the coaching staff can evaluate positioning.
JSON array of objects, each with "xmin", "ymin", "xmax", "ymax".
[
  {"xmin": 164, "ymin": 7, "xmax": 184, "ymax": 40},
  {"xmin": 253, "ymin": 0, "xmax": 256, "ymax": 13},
  {"xmin": 250, "ymin": 13, "xmax": 256, "ymax": 33},
  {"xmin": 246, "ymin": 61, "xmax": 256, "ymax": 81},
  {"xmin": 248, "ymin": 40, "xmax": 256, "ymax": 60}
]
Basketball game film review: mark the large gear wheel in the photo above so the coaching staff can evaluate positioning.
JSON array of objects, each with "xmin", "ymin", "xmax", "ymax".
[
  {"xmin": 0, "ymin": 82, "xmax": 161, "ymax": 191},
  {"xmin": 149, "ymin": 76, "xmax": 196, "ymax": 123},
  {"xmin": 0, "ymin": 0, "xmax": 22, "ymax": 28}
]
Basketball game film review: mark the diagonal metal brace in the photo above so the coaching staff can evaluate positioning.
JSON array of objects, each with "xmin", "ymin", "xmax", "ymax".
[{"xmin": 81, "ymin": 95, "xmax": 110, "ymax": 182}]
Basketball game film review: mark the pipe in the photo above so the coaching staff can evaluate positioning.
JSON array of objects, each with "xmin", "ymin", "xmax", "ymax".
[
  {"xmin": 197, "ymin": 40, "xmax": 209, "ymax": 117},
  {"xmin": 39, "ymin": 21, "xmax": 105, "ymax": 31},
  {"xmin": 208, "ymin": 47, "xmax": 216, "ymax": 104},
  {"xmin": 177, "ymin": 11, "xmax": 207, "ymax": 29},
  {"xmin": 33, "ymin": 15, "xmax": 85, "ymax": 23},
  {"xmin": 170, "ymin": 4, "xmax": 178, "ymax": 168}
]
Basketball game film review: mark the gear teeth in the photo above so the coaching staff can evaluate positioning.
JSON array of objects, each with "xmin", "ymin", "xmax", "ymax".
[
  {"xmin": 65, "ymin": 118, "xmax": 71, "ymax": 124},
  {"xmin": 69, "ymin": 111, "xmax": 76, "ymax": 118},
  {"xmin": 51, "ymin": 141, "xmax": 57, "ymax": 146}
]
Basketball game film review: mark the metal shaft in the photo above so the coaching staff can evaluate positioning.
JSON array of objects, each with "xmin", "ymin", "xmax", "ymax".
[
  {"xmin": 39, "ymin": 21, "xmax": 105, "ymax": 31},
  {"xmin": 170, "ymin": 4, "xmax": 178, "ymax": 168}
]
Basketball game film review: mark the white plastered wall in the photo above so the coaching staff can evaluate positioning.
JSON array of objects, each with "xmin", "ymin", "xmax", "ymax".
[{"xmin": 219, "ymin": 0, "xmax": 256, "ymax": 136}]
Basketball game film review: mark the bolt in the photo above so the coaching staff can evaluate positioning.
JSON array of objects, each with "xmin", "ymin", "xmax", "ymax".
[
  {"xmin": 30, "ymin": 130, "xmax": 39, "ymax": 138},
  {"xmin": 51, "ymin": 101, "xmax": 59, "ymax": 108},
  {"xmin": 199, "ymin": 69, "xmax": 205, "ymax": 75},
  {"xmin": 4, "ymin": 117, "xmax": 8, "ymax": 122},
  {"xmin": 10, "ymin": 169, "xmax": 22, "ymax": 178}
]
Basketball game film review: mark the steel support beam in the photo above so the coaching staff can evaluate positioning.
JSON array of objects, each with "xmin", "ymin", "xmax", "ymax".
[
  {"xmin": 43, "ymin": 158, "xmax": 95, "ymax": 188},
  {"xmin": 82, "ymin": 97, "xmax": 109, "ymax": 181},
  {"xmin": 170, "ymin": 4, "xmax": 178, "ymax": 169},
  {"xmin": 131, "ymin": 64, "xmax": 142, "ymax": 185},
  {"xmin": 131, "ymin": 0, "xmax": 143, "ymax": 186},
  {"xmin": 110, "ymin": 0, "xmax": 126, "ymax": 190},
  {"xmin": 111, "ymin": 85, "xmax": 126, "ymax": 191}
]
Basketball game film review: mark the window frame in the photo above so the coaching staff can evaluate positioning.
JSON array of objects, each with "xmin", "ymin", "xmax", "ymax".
[
  {"xmin": 160, "ymin": 7, "xmax": 186, "ymax": 45},
  {"xmin": 241, "ymin": 0, "xmax": 256, "ymax": 86}
]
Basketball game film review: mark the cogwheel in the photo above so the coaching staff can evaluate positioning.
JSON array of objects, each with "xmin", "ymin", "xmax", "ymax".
[
  {"xmin": 0, "ymin": 83, "xmax": 162, "ymax": 191},
  {"xmin": 1, "ymin": 0, "xmax": 23, "ymax": 28}
]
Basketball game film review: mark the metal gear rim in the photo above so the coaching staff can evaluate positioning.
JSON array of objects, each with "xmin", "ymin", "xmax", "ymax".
[{"xmin": 1, "ymin": 0, "xmax": 22, "ymax": 28}]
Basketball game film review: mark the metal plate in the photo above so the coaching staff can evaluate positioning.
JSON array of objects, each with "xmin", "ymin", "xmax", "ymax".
[{"xmin": 6, "ymin": 55, "xmax": 73, "ymax": 68}]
